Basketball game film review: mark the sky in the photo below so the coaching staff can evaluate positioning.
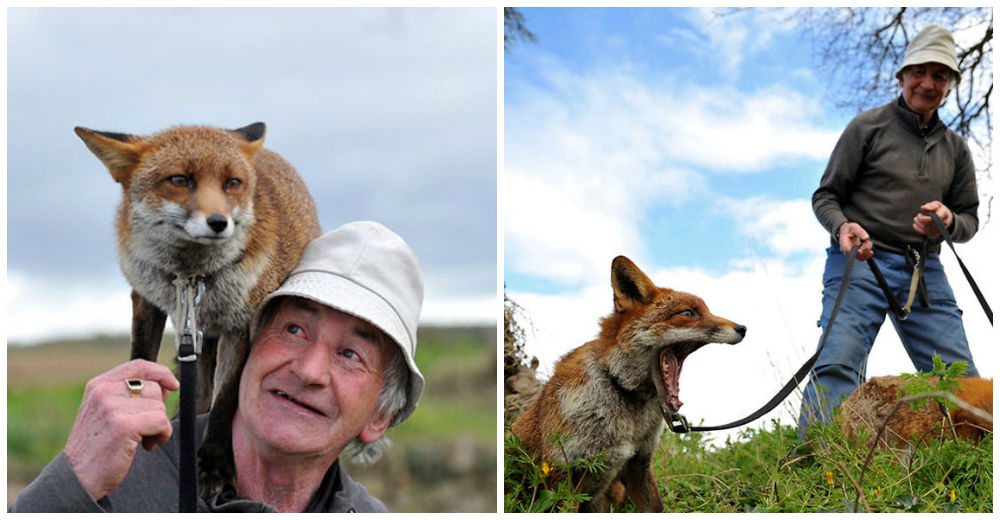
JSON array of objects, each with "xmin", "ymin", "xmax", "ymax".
[
  {"xmin": 5, "ymin": 7, "xmax": 497, "ymax": 344},
  {"xmin": 504, "ymin": 7, "xmax": 995, "ymax": 443}
]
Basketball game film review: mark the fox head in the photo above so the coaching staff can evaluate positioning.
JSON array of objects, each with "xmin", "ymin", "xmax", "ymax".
[
  {"xmin": 601, "ymin": 255, "xmax": 747, "ymax": 415},
  {"xmin": 75, "ymin": 123, "xmax": 264, "ymax": 246}
]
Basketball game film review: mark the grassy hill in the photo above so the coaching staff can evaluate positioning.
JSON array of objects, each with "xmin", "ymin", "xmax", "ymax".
[
  {"xmin": 7, "ymin": 326, "xmax": 497, "ymax": 512},
  {"xmin": 504, "ymin": 412, "xmax": 993, "ymax": 513}
]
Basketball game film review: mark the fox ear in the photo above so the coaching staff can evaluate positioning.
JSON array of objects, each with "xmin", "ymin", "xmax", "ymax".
[
  {"xmin": 232, "ymin": 122, "xmax": 265, "ymax": 161},
  {"xmin": 74, "ymin": 127, "xmax": 146, "ymax": 184},
  {"xmin": 611, "ymin": 256, "xmax": 658, "ymax": 312}
]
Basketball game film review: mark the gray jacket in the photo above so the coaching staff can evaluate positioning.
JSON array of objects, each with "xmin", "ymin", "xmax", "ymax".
[
  {"xmin": 813, "ymin": 96, "xmax": 979, "ymax": 254},
  {"xmin": 10, "ymin": 414, "xmax": 387, "ymax": 513}
]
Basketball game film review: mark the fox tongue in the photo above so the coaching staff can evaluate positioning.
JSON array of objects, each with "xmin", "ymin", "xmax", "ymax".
[{"xmin": 660, "ymin": 348, "xmax": 683, "ymax": 411}]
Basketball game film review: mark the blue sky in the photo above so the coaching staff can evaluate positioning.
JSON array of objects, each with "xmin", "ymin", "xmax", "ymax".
[
  {"xmin": 5, "ymin": 7, "xmax": 496, "ymax": 343},
  {"xmin": 504, "ymin": 7, "xmax": 994, "ymax": 439}
]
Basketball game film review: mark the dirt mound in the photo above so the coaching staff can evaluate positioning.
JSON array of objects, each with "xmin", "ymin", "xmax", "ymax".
[{"xmin": 504, "ymin": 294, "xmax": 542, "ymax": 421}]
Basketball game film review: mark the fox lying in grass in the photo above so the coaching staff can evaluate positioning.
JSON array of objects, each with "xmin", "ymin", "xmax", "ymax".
[
  {"xmin": 840, "ymin": 375, "xmax": 993, "ymax": 450},
  {"xmin": 511, "ymin": 256, "xmax": 747, "ymax": 512}
]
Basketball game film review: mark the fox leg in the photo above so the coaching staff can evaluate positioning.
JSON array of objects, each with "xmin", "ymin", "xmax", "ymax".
[
  {"xmin": 576, "ymin": 467, "xmax": 618, "ymax": 512},
  {"xmin": 198, "ymin": 328, "xmax": 250, "ymax": 499},
  {"xmin": 621, "ymin": 452, "xmax": 663, "ymax": 512},
  {"xmin": 130, "ymin": 291, "xmax": 166, "ymax": 361},
  {"xmin": 195, "ymin": 336, "xmax": 219, "ymax": 414}
]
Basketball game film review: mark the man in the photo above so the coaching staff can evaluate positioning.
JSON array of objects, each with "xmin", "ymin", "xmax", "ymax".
[
  {"xmin": 799, "ymin": 24, "xmax": 981, "ymax": 432},
  {"xmin": 11, "ymin": 221, "xmax": 425, "ymax": 512}
]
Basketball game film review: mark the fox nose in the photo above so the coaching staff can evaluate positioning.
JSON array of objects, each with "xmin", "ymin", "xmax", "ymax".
[
  {"xmin": 734, "ymin": 324, "xmax": 747, "ymax": 338},
  {"xmin": 207, "ymin": 214, "xmax": 229, "ymax": 234}
]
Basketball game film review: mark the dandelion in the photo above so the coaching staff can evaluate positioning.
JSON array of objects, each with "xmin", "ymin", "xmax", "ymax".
[
  {"xmin": 541, "ymin": 461, "xmax": 551, "ymax": 476},
  {"xmin": 826, "ymin": 471, "xmax": 834, "ymax": 486},
  {"xmin": 950, "ymin": 489, "xmax": 956, "ymax": 502},
  {"xmin": 873, "ymin": 486, "xmax": 881, "ymax": 497}
]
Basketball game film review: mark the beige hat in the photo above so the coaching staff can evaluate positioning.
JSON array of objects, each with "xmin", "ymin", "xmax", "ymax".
[
  {"xmin": 895, "ymin": 24, "xmax": 961, "ymax": 82},
  {"xmin": 252, "ymin": 221, "xmax": 425, "ymax": 425}
]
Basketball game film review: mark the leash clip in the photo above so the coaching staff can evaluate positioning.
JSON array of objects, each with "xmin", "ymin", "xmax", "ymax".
[
  {"xmin": 173, "ymin": 276, "xmax": 205, "ymax": 362},
  {"xmin": 666, "ymin": 411, "xmax": 691, "ymax": 434}
]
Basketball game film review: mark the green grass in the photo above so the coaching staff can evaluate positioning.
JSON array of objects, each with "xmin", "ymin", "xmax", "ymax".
[{"xmin": 504, "ymin": 418, "xmax": 993, "ymax": 513}]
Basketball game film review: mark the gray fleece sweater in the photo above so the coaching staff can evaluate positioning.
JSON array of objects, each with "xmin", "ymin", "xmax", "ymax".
[
  {"xmin": 813, "ymin": 96, "xmax": 979, "ymax": 254},
  {"xmin": 9, "ymin": 414, "xmax": 387, "ymax": 513}
]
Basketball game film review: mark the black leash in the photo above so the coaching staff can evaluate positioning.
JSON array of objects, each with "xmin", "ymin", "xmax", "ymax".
[
  {"xmin": 924, "ymin": 211, "xmax": 992, "ymax": 324},
  {"xmin": 667, "ymin": 245, "xmax": 860, "ymax": 434},
  {"xmin": 178, "ymin": 334, "xmax": 199, "ymax": 512},
  {"xmin": 173, "ymin": 277, "xmax": 204, "ymax": 513},
  {"xmin": 668, "ymin": 211, "xmax": 992, "ymax": 434}
]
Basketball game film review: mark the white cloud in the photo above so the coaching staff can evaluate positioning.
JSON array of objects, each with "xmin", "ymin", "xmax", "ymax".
[
  {"xmin": 677, "ymin": 7, "xmax": 801, "ymax": 74},
  {"xmin": 505, "ymin": 62, "xmax": 840, "ymax": 286},
  {"xmin": 724, "ymin": 196, "xmax": 830, "ymax": 259}
]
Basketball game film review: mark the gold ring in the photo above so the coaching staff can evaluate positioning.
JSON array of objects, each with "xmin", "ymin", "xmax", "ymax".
[{"xmin": 126, "ymin": 378, "xmax": 144, "ymax": 398}]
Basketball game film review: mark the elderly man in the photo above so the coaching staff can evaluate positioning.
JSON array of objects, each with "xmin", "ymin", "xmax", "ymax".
[
  {"xmin": 11, "ymin": 221, "xmax": 424, "ymax": 512},
  {"xmin": 799, "ymin": 24, "xmax": 981, "ymax": 432}
]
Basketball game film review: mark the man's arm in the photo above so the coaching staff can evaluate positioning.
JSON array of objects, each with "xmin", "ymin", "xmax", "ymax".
[
  {"xmin": 941, "ymin": 136, "xmax": 980, "ymax": 243},
  {"xmin": 9, "ymin": 359, "xmax": 178, "ymax": 512},
  {"xmin": 812, "ymin": 117, "xmax": 867, "ymax": 241},
  {"xmin": 9, "ymin": 452, "xmax": 112, "ymax": 512}
]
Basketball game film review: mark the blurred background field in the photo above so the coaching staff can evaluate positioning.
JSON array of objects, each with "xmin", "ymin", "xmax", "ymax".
[{"xmin": 7, "ymin": 326, "xmax": 497, "ymax": 512}]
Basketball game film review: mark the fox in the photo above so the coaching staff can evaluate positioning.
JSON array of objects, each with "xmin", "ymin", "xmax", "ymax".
[
  {"xmin": 75, "ymin": 122, "xmax": 320, "ymax": 495},
  {"xmin": 511, "ymin": 255, "xmax": 746, "ymax": 512},
  {"xmin": 840, "ymin": 375, "xmax": 993, "ymax": 450}
]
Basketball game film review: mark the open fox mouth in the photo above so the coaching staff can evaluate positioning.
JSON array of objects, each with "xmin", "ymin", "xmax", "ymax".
[{"xmin": 652, "ymin": 344, "xmax": 703, "ymax": 416}]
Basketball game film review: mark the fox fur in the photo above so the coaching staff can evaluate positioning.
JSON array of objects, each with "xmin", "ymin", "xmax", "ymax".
[
  {"xmin": 75, "ymin": 122, "xmax": 320, "ymax": 496},
  {"xmin": 511, "ymin": 256, "xmax": 747, "ymax": 512},
  {"xmin": 840, "ymin": 375, "xmax": 993, "ymax": 450}
]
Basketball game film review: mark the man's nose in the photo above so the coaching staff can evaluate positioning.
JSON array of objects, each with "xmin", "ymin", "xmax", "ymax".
[{"xmin": 290, "ymin": 340, "xmax": 331, "ymax": 386}]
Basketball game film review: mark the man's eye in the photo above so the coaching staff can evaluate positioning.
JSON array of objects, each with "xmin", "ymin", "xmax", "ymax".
[
  {"xmin": 342, "ymin": 349, "xmax": 358, "ymax": 360},
  {"xmin": 286, "ymin": 324, "xmax": 303, "ymax": 335}
]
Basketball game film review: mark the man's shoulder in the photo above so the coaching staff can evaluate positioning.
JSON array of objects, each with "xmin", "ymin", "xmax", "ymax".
[
  {"xmin": 849, "ymin": 101, "xmax": 896, "ymax": 127},
  {"xmin": 335, "ymin": 463, "xmax": 388, "ymax": 513}
]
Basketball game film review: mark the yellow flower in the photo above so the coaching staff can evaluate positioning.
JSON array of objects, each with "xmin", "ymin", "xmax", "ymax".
[
  {"xmin": 826, "ymin": 471, "xmax": 834, "ymax": 485},
  {"xmin": 873, "ymin": 486, "xmax": 881, "ymax": 496},
  {"xmin": 541, "ymin": 461, "xmax": 551, "ymax": 476},
  {"xmin": 950, "ymin": 489, "xmax": 956, "ymax": 502}
]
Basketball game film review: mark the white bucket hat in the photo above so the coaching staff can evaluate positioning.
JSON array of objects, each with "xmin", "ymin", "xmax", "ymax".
[
  {"xmin": 895, "ymin": 24, "xmax": 961, "ymax": 82},
  {"xmin": 251, "ymin": 221, "xmax": 425, "ymax": 425}
]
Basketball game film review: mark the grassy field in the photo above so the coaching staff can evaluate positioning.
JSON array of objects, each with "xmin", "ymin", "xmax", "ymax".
[
  {"xmin": 505, "ymin": 415, "xmax": 993, "ymax": 513},
  {"xmin": 7, "ymin": 326, "xmax": 497, "ymax": 512}
]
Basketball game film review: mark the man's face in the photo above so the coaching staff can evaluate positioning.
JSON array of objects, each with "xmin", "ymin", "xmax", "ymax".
[
  {"xmin": 898, "ymin": 62, "xmax": 953, "ymax": 118},
  {"xmin": 237, "ymin": 297, "xmax": 394, "ymax": 458}
]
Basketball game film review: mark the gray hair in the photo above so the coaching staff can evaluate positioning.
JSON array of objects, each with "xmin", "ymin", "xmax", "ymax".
[{"xmin": 346, "ymin": 340, "xmax": 409, "ymax": 464}]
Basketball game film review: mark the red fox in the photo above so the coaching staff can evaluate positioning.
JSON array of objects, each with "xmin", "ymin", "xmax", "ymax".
[
  {"xmin": 511, "ymin": 256, "xmax": 747, "ymax": 512},
  {"xmin": 75, "ymin": 122, "xmax": 320, "ymax": 494},
  {"xmin": 840, "ymin": 375, "xmax": 993, "ymax": 450}
]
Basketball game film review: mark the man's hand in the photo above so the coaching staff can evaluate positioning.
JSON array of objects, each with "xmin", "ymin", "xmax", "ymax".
[
  {"xmin": 63, "ymin": 359, "xmax": 179, "ymax": 501},
  {"xmin": 913, "ymin": 200, "xmax": 953, "ymax": 237},
  {"xmin": 838, "ymin": 222, "xmax": 874, "ymax": 260}
]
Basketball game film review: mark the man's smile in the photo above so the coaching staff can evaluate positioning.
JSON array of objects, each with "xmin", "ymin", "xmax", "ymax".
[{"xmin": 269, "ymin": 388, "xmax": 327, "ymax": 417}]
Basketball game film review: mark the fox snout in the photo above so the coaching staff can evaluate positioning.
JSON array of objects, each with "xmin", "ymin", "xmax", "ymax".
[
  {"xmin": 734, "ymin": 324, "xmax": 747, "ymax": 338},
  {"xmin": 207, "ymin": 214, "xmax": 229, "ymax": 234},
  {"xmin": 184, "ymin": 211, "xmax": 236, "ymax": 242}
]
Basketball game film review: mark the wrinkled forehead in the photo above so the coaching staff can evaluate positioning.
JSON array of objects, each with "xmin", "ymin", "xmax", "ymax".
[{"xmin": 263, "ymin": 296, "xmax": 397, "ymax": 360}]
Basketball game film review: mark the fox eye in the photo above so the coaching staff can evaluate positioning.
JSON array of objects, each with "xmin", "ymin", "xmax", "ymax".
[
  {"xmin": 224, "ymin": 178, "xmax": 243, "ymax": 191},
  {"xmin": 167, "ymin": 175, "xmax": 194, "ymax": 188},
  {"xmin": 676, "ymin": 309, "xmax": 696, "ymax": 318}
]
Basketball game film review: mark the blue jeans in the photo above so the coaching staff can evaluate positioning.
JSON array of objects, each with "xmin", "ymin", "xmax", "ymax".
[{"xmin": 798, "ymin": 245, "xmax": 978, "ymax": 433}]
